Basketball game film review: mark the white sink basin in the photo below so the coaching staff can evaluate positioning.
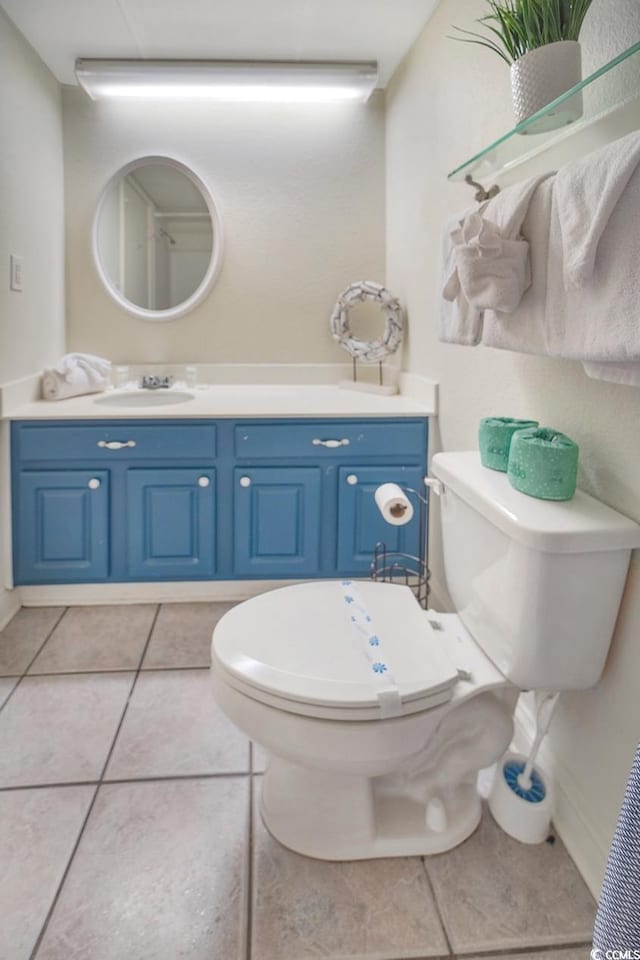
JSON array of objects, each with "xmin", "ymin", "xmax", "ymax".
[{"xmin": 94, "ymin": 389, "xmax": 196, "ymax": 407}]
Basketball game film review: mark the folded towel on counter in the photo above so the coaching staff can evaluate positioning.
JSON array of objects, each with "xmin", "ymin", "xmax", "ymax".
[
  {"xmin": 556, "ymin": 130, "xmax": 640, "ymax": 289},
  {"xmin": 42, "ymin": 353, "xmax": 112, "ymax": 401},
  {"xmin": 545, "ymin": 163, "xmax": 640, "ymax": 364}
]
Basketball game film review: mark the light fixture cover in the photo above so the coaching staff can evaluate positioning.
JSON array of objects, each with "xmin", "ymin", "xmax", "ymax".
[{"xmin": 74, "ymin": 59, "xmax": 378, "ymax": 103}]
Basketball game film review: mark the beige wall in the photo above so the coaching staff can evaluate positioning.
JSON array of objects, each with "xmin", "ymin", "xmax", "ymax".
[
  {"xmin": 386, "ymin": 0, "xmax": 640, "ymax": 896},
  {"xmin": 63, "ymin": 87, "xmax": 385, "ymax": 364},
  {"xmin": 0, "ymin": 9, "xmax": 65, "ymax": 624}
]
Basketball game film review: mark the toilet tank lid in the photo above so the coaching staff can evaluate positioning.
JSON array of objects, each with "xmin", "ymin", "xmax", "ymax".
[{"xmin": 431, "ymin": 452, "xmax": 640, "ymax": 554}]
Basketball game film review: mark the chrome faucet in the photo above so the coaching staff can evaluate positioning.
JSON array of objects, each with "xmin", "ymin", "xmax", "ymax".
[{"xmin": 140, "ymin": 374, "xmax": 173, "ymax": 390}]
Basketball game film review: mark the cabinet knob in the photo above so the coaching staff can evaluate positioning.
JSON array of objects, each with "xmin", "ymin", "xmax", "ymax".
[
  {"xmin": 346, "ymin": 474, "xmax": 358, "ymax": 486},
  {"xmin": 198, "ymin": 476, "xmax": 210, "ymax": 488},
  {"xmin": 239, "ymin": 476, "xmax": 251, "ymax": 488},
  {"xmin": 88, "ymin": 478, "xmax": 101, "ymax": 490}
]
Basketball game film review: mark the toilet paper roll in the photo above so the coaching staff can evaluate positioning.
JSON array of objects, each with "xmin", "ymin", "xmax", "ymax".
[
  {"xmin": 374, "ymin": 483, "xmax": 414, "ymax": 526},
  {"xmin": 479, "ymin": 417, "xmax": 540, "ymax": 472},
  {"xmin": 508, "ymin": 427, "xmax": 579, "ymax": 501}
]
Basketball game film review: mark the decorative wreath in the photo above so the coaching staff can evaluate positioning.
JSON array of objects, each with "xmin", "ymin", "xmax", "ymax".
[{"xmin": 330, "ymin": 281, "xmax": 404, "ymax": 363}]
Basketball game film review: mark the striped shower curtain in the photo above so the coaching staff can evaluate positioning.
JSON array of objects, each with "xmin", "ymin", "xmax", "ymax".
[{"xmin": 593, "ymin": 743, "xmax": 640, "ymax": 951}]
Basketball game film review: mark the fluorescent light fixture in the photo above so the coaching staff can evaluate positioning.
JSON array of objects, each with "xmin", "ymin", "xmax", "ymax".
[{"xmin": 75, "ymin": 59, "xmax": 378, "ymax": 103}]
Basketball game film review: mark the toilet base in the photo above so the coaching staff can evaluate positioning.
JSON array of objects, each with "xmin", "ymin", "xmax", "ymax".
[{"xmin": 260, "ymin": 756, "xmax": 483, "ymax": 860}]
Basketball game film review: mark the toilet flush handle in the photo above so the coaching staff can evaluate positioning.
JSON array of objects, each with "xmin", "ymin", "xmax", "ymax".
[{"xmin": 424, "ymin": 477, "xmax": 444, "ymax": 497}]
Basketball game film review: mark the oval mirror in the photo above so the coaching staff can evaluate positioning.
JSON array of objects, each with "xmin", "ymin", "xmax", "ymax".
[{"xmin": 92, "ymin": 156, "xmax": 223, "ymax": 322}]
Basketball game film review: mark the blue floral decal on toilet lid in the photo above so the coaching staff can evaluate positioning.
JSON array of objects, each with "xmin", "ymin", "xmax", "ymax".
[{"xmin": 340, "ymin": 581, "xmax": 402, "ymax": 718}]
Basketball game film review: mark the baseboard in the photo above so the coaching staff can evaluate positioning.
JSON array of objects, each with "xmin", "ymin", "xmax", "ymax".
[
  {"xmin": 513, "ymin": 696, "xmax": 607, "ymax": 900},
  {"xmin": 18, "ymin": 579, "xmax": 312, "ymax": 607}
]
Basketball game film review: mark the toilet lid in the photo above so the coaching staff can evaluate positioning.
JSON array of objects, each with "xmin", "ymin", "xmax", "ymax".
[{"xmin": 212, "ymin": 581, "xmax": 460, "ymax": 720}]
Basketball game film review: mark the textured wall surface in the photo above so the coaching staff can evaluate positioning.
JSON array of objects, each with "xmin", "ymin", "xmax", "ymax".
[
  {"xmin": 386, "ymin": 0, "xmax": 640, "ymax": 896},
  {"xmin": 0, "ymin": 9, "xmax": 65, "ymax": 383},
  {"xmin": 63, "ymin": 88, "xmax": 385, "ymax": 364},
  {"xmin": 0, "ymin": 9, "xmax": 65, "ymax": 624}
]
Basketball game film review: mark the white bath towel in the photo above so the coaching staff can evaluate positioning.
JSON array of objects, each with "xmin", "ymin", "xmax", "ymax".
[
  {"xmin": 482, "ymin": 176, "xmax": 554, "ymax": 355},
  {"xmin": 439, "ymin": 211, "xmax": 483, "ymax": 346},
  {"xmin": 582, "ymin": 362, "xmax": 640, "ymax": 387},
  {"xmin": 545, "ymin": 163, "xmax": 640, "ymax": 363},
  {"xmin": 42, "ymin": 353, "xmax": 112, "ymax": 401},
  {"xmin": 441, "ymin": 173, "xmax": 552, "ymax": 327},
  {"xmin": 556, "ymin": 130, "xmax": 640, "ymax": 289}
]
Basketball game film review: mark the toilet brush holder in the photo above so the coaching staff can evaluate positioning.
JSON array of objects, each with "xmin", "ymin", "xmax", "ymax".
[{"xmin": 488, "ymin": 751, "xmax": 553, "ymax": 844}]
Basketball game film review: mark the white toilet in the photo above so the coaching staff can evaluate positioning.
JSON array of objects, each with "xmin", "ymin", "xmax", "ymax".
[{"xmin": 211, "ymin": 451, "xmax": 640, "ymax": 860}]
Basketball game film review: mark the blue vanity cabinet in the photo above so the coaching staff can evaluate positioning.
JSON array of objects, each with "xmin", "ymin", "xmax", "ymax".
[
  {"xmin": 233, "ymin": 466, "xmax": 322, "ymax": 577},
  {"xmin": 14, "ymin": 469, "xmax": 109, "ymax": 583},
  {"xmin": 12, "ymin": 416, "xmax": 428, "ymax": 585},
  {"xmin": 125, "ymin": 468, "xmax": 216, "ymax": 580},
  {"xmin": 336, "ymin": 465, "xmax": 425, "ymax": 575},
  {"xmin": 11, "ymin": 419, "xmax": 218, "ymax": 585}
]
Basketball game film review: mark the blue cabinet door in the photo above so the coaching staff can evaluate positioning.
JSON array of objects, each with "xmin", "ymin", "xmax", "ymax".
[
  {"xmin": 126, "ymin": 469, "xmax": 216, "ymax": 579},
  {"xmin": 336, "ymin": 465, "xmax": 424, "ymax": 575},
  {"xmin": 233, "ymin": 467, "xmax": 322, "ymax": 577},
  {"xmin": 15, "ymin": 470, "xmax": 109, "ymax": 583}
]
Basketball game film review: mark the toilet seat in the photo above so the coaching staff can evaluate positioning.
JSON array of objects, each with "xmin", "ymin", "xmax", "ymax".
[{"xmin": 212, "ymin": 581, "xmax": 461, "ymax": 721}]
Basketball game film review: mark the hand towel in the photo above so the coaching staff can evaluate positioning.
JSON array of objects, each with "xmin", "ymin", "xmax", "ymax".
[
  {"xmin": 482, "ymin": 176, "xmax": 554, "ymax": 355},
  {"xmin": 450, "ymin": 212, "xmax": 531, "ymax": 314},
  {"xmin": 545, "ymin": 163, "xmax": 640, "ymax": 363},
  {"xmin": 42, "ymin": 353, "xmax": 112, "ymax": 401},
  {"xmin": 593, "ymin": 744, "xmax": 640, "ymax": 951},
  {"xmin": 442, "ymin": 173, "xmax": 552, "ymax": 325},
  {"xmin": 55, "ymin": 353, "xmax": 112, "ymax": 387},
  {"xmin": 439, "ymin": 212, "xmax": 483, "ymax": 346},
  {"xmin": 556, "ymin": 130, "xmax": 640, "ymax": 289}
]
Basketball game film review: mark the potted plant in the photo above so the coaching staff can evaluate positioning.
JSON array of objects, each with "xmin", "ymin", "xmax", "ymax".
[{"xmin": 451, "ymin": 0, "xmax": 594, "ymax": 133}]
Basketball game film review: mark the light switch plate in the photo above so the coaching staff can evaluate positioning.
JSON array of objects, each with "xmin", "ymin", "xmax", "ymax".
[{"xmin": 10, "ymin": 255, "xmax": 23, "ymax": 292}]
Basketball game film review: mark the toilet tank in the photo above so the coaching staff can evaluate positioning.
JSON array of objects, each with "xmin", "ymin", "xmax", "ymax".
[{"xmin": 431, "ymin": 452, "xmax": 640, "ymax": 691}]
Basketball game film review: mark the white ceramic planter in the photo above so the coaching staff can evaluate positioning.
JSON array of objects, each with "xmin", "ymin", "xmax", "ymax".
[{"xmin": 510, "ymin": 40, "xmax": 583, "ymax": 134}]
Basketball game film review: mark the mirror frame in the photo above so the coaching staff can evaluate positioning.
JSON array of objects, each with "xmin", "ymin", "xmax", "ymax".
[{"xmin": 91, "ymin": 155, "xmax": 224, "ymax": 322}]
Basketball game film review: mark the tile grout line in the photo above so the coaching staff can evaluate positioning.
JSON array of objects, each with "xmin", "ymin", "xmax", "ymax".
[
  {"xmin": 420, "ymin": 857, "xmax": 454, "ymax": 958},
  {"xmin": 0, "ymin": 770, "xmax": 252, "ymax": 792},
  {"xmin": 23, "ymin": 663, "xmax": 212, "ymax": 679},
  {"xmin": 451, "ymin": 940, "xmax": 595, "ymax": 959},
  {"xmin": 28, "ymin": 604, "xmax": 162, "ymax": 960},
  {"xmin": 0, "ymin": 607, "xmax": 68, "ymax": 717},
  {"xmin": 246, "ymin": 756, "xmax": 254, "ymax": 960}
]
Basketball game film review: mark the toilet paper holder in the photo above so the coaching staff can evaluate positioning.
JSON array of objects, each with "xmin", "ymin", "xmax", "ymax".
[{"xmin": 371, "ymin": 479, "xmax": 435, "ymax": 609}]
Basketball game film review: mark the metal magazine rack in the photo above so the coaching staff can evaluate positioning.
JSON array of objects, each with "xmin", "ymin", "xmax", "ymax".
[{"xmin": 370, "ymin": 483, "xmax": 431, "ymax": 608}]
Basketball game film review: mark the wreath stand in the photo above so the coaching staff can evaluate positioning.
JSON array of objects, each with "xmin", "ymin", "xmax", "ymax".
[{"xmin": 330, "ymin": 280, "xmax": 404, "ymax": 395}]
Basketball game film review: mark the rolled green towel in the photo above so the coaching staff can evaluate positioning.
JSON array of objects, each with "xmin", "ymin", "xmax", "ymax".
[
  {"xmin": 508, "ymin": 427, "xmax": 579, "ymax": 501},
  {"xmin": 479, "ymin": 417, "xmax": 539, "ymax": 472}
]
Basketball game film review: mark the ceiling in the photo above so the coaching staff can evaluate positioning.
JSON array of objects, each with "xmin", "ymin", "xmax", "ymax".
[{"xmin": 0, "ymin": 0, "xmax": 439, "ymax": 88}]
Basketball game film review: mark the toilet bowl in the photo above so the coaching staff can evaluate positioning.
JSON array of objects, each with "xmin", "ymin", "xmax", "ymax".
[
  {"xmin": 211, "ymin": 581, "xmax": 517, "ymax": 859},
  {"xmin": 210, "ymin": 451, "xmax": 640, "ymax": 860}
]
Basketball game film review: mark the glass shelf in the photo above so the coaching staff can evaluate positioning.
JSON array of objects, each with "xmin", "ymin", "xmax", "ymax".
[{"xmin": 448, "ymin": 41, "xmax": 640, "ymax": 182}]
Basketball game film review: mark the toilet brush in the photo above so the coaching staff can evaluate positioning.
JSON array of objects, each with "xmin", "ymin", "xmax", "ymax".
[{"xmin": 489, "ymin": 691, "xmax": 559, "ymax": 844}]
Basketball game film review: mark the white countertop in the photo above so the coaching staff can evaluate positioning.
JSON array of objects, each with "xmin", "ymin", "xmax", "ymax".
[{"xmin": 4, "ymin": 383, "xmax": 433, "ymax": 420}]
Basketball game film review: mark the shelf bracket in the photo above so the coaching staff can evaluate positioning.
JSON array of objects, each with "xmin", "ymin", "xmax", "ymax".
[{"xmin": 465, "ymin": 174, "xmax": 500, "ymax": 202}]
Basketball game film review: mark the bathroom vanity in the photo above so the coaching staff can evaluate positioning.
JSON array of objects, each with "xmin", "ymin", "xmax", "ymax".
[{"xmin": 9, "ymin": 391, "xmax": 430, "ymax": 586}]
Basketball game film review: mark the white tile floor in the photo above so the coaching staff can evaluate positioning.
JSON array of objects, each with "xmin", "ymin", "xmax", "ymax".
[{"xmin": 0, "ymin": 602, "xmax": 596, "ymax": 960}]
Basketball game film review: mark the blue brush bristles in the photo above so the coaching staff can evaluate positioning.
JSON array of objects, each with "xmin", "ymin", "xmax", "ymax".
[{"xmin": 503, "ymin": 759, "xmax": 546, "ymax": 804}]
